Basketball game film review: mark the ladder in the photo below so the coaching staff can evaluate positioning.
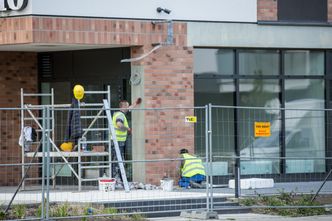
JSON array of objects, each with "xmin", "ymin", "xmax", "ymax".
[{"xmin": 103, "ymin": 99, "xmax": 130, "ymax": 192}]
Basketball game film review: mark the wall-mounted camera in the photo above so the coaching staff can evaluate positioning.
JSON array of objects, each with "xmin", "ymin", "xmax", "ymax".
[{"xmin": 156, "ymin": 7, "xmax": 171, "ymax": 14}]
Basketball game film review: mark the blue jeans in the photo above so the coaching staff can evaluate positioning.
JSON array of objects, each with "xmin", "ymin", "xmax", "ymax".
[{"xmin": 178, "ymin": 174, "xmax": 206, "ymax": 188}]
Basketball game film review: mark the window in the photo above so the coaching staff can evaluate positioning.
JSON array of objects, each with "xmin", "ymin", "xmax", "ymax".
[
  {"xmin": 285, "ymin": 80, "xmax": 325, "ymax": 173},
  {"xmin": 239, "ymin": 50, "xmax": 279, "ymax": 76},
  {"xmin": 239, "ymin": 79, "xmax": 280, "ymax": 174},
  {"xmin": 284, "ymin": 51, "xmax": 324, "ymax": 76},
  {"xmin": 278, "ymin": 0, "xmax": 327, "ymax": 22},
  {"xmin": 194, "ymin": 49, "xmax": 234, "ymax": 76}
]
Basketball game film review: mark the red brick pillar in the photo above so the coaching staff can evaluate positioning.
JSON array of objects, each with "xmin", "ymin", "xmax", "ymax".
[
  {"xmin": 131, "ymin": 45, "xmax": 195, "ymax": 184},
  {"xmin": 0, "ymin": 52, "xmax": 38, "ymax": 186},
  {"xmin": 257, "ymin": 0, "xmax": 278, "ymax": 21}
]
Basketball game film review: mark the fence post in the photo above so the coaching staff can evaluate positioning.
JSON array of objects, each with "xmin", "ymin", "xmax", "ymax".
[
  {"xmin": 208, "ymin": 103, "xmax": 214, "ymax": 211},
  {"xmin": 206, "ymin": 104, "xmax": 218, "ymax": 219},
  {"xmin": 234, "ymin": 106, "xmax": 240, "ymax": 198},
  {"xmin": 41, "ymin": 106, "xmax": 46, "ymax": 220},
  {"xmin": 205, "ymin": 105, "xmax": 210, "ymax": 212},
  {"xmin": 46, "ymin": 106, "xmax": 51, "ymax": 220}
]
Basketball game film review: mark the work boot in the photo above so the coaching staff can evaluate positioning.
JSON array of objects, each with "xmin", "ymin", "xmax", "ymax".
[{"xmin": 190, "ymin": 180, "xmax": 204, "ymax": 189}]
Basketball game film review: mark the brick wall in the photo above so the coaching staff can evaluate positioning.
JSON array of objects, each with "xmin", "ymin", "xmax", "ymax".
[
  {"xmin": 0, "ymin": 16, "xmax": 192, "ymax": 185},
  {"xmin": 329, "ymin": 0, "xmax": 332, "ymax": 22},
  {"xmin": 0, "ymin": 16, "xmax": 187, "ymax": 46},
  {"xmin": 0, "ymin": 52, "xmax": 38, "ymax": 186},
  {"xmin": 131, "ymin": 44, "xmax": 194, "ymax": 184},
  {"xmin": 257, "ymin": 0, "xmax": 278, "ymax": 21},
  {"xmin": 0, "ymin": 17, "xmax": 33, "ymax": 44}
]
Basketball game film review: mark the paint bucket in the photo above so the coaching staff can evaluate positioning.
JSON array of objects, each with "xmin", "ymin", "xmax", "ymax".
[{"xmin": 160, "ymin": 179, "xmax": 174, "ymax": 191}]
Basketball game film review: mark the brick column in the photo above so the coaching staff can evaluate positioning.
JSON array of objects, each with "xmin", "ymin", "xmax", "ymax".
[
  {"xmin": 0, "ymin": 52, "xmax": 38, "ymax": 186},
  {"xmin": 258, "ymin": 0, "xmax": 278, "ymax": 21},
  {"xmin": 131, "ymin": 45, "xmax": 194, "ymax": 184}
]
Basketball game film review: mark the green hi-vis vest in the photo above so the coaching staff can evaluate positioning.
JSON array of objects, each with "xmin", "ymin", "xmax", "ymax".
[
  {"xmin": 181, "ymin": 153, "xmax": 206, "ymax": 178},
  {"xmin": 112, "ymin": 111, "xmax": 129, "ymax": 142}
]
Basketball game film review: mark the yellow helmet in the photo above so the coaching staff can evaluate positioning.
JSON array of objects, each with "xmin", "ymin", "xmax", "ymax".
[
  {"xmin": 73, "ymin": 84, "xmax": 84, "ymax": 100},
  {"xmin": 60, "ymin": 142, "xmax": 73, "ymax": 152}
]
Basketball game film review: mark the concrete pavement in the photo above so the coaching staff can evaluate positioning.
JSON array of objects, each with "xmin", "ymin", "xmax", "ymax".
[{"xmin": 148, "ymin": 213, "xmax": 332, "ymax": 221}]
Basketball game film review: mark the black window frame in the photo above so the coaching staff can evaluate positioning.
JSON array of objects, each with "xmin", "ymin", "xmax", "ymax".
[{"xmin": 194, "ymin": 47, "xmax": 331, "ymax": 183}]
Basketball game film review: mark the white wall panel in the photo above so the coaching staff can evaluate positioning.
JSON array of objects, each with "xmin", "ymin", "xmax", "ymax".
[{"xmin": 2, "ymin": 0, "xmax": 256, "ymax": 23}]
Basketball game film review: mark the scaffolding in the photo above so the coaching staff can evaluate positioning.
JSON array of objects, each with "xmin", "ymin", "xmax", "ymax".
[{"xmin": 20, "ymin": 86, "xmax": 129, "ymax": 191}]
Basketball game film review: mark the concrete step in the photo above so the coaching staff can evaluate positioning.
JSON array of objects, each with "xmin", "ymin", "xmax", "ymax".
[{"xmin": 92, "ymin": 197, "xmax": 241, "ymax": 217}]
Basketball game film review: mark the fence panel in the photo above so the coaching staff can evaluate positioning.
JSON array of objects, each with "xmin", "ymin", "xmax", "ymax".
[
  {"xmin": 0, "ymin": 108, "xmax": 44, "ymax": 220},
  {"xmin": 210, "ymin": 105, "xmax": 332, "ymax": 214},
  {"xmin": 37, "ymin": 106, "xmax": 209, "ymax": 220}
]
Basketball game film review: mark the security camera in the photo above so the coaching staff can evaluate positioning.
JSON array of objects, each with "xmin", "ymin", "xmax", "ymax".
[
  {"xmin": 163, "ymin": 8, "xmax": 171, "ymax": 14},
  {"xmin": 156, "ymin": 7, "xmax": 171, "ymax": 14}
]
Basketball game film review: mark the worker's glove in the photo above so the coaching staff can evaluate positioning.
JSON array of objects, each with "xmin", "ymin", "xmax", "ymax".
[{"xmin": 127, "ymin": 128, "xmax": 132, "ymax": 135}]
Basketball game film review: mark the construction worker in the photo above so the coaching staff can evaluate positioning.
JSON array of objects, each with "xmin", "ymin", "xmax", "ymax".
[
  {"xmin": 111, "ymin": 98, "xmax": 141, "ymax": 182},
  {"xmin": 178, "ymin": 148, "xmax": 206, "ymax": 188}
]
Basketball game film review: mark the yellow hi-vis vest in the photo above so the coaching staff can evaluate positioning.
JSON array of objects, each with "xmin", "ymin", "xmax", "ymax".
[
  {"xmin": 181, "ymin": 153, "xmax": 206, "ymax": 178},
  {"xmin": 112, "ymin": 111, "xmax": 129, "ymax": 142}
]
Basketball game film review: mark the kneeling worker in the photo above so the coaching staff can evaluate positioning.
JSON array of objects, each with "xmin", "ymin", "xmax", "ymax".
[{"xmin": 178, "ymin": 148, "xmax": 206, "ymax": 188}]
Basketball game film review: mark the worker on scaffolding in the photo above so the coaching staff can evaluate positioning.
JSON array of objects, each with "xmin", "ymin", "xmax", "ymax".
[
  {"xmin": 111, "ymin": 98, "xmax": 141, "ymax": 185},
  {"xmin": 178, "ymin": 148, "xmax": 206, "ymax": 189}
]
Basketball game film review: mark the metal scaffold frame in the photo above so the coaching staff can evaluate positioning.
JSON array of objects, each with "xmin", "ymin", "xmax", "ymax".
[{"xmin": 20, "ymin": 86, "xmax": 129, "ymax": 191}]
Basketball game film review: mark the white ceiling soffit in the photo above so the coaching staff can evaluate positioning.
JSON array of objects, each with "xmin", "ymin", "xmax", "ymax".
[{"xmin": 0, "ymin": 44, "xmax": 126, "ymax": 52}]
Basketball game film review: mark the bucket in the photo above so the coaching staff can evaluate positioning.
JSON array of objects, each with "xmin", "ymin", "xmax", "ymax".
[
  {"xmin": 98, "ymin": 178, "xmax": 116, "ymax": 192},
  {"xmin": 160, "ymin": 179, "xmax": 174, "ymax": 191}
]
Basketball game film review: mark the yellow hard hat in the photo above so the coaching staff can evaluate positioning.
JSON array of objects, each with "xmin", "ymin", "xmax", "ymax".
[
  {"xmin": 73, "ymin": 85, "xmax": 84, "ymax": 100},
  {"xmin": 60, "ymin": 142, "xmax": 73, "ymax": 152}
]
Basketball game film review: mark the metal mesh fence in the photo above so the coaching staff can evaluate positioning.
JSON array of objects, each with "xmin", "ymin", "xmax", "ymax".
[
  {"xmin": 0, "ymin": 105, "xmax": 332, "ymax": 220},
  {"xmin": 211, "ymin": 105, "xmax": 332, "ymax": 213}
]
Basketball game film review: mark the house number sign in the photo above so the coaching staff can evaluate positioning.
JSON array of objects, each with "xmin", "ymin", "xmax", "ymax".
[{"xmin": 0, "ymin": 0, "xmax": 28, "ymax": 11}]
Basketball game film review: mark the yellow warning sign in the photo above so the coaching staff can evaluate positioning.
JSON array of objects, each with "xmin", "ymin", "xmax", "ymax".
[
  {"xmin": 185, "ymin": 116, "xmax": 197, "ymax": 123},
  {"xmin": 254, "ymin": 122, "xmax": 271, "ymax": 137}
]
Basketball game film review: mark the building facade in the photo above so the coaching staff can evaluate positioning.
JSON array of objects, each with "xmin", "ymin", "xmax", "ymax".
[{"xmin": 0, "ymin": 0, "xmax": 332, "ymax": 185}]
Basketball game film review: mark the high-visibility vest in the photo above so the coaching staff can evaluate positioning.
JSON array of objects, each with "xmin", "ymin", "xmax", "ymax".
[
  {"xmin": 181, "ymin": 153, "xmax": 206, "ymax": 178},
  {"xmin": 112, "ymin": 111, "xmax": 129, "ymax": 142}
]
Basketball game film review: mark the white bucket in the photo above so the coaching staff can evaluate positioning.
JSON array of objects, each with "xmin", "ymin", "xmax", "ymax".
[
  {"xmin": 160, "ymin": 179, "xmax": 174, "ymax": 191},
  {"xmin": 99, "ymin": 178, "xmax": 116, "ymax": 192}
]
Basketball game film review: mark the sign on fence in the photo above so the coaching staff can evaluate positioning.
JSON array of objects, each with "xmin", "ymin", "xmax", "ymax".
[
  {"xmin": 254, "ymin": 122, "xmax": 271, "ymax": 137},
  {"xmin": 185, "ymin": 116, "xmax": 197, "ymax": 123}
]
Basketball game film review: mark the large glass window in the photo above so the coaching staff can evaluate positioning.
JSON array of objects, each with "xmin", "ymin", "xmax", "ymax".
[
  {"xmin": 285, "ymin": 80, "xmax": 325, "ymax": 173},
  {"xmin": 284, "ymin": 51, "xmax": 324, "ymax": 76},
  {"xmin": 194, "ymin": 78, "xmax": 235, "ymax": 173},
  {"xmin": 194, "ymin": 49, "xmax": 235, "ymax": 175},
  {"xmin": 194, "ymin": 49, "xmax": 234, "ymax": 76},
  {"xmin": 194, "ymin": 48, "xmax": 327, "ymax": 177},
  {"xmin": 239, "ymin": 50, "xmax": 279, "ymax": 76},
  {"xmin": 239, "ymin": 79, "xmax": 281, "ymax": 174}
]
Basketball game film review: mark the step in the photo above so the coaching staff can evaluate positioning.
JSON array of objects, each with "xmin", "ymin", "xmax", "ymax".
[{"xmin": 91, "ymin": 197, "xmax": 237, "ymax": 218}]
